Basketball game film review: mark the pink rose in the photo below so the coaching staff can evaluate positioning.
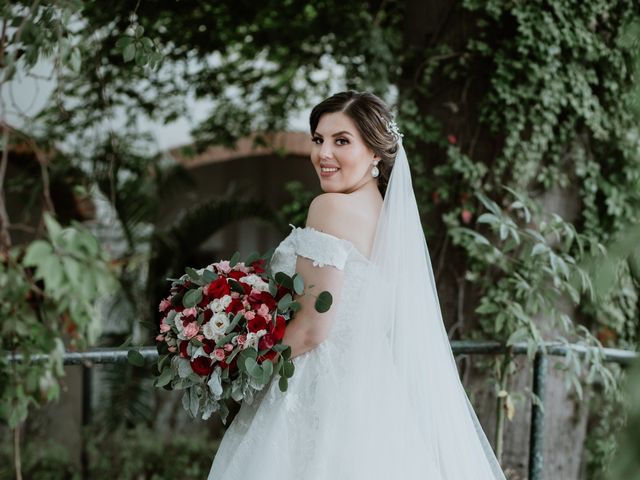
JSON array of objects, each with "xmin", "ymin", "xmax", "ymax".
[
  {"xmin": 168, "ymin": 346, "xmax": 177, "ymax": 353},
  {"xmin": 196, "ymin": 335, "xmax": 204, "ymax": 342},
  {"xmin": 183, "ymin": 322, "xmax": 199, "ymax": 339},
  {"xmin": 258, "ymin": 303, "xmax": 269, "ymax": 317},
  {"xmin": 214, "ymin": 260, "xmax": 231, "ymax": 273},
  {"xmin": 155, "ymin": 334, "xmax": 165, "ymax": 341},
  {"xmin": 213, "ymin": 348, "xmax": 226, "ymax": 361},
  {"xmin": 159, "ymin": 321, "xmax": 171, "ymax": 333},
  {"xmin": 237, "ymin": 334, "xmax": 247, "ymax": 347},
  {"xmin": 183, "ymin": 307, "xmax": 197, "ymax": 317},
  {"xmin": 159, "ymin": 298, "xmax": 172, "ymax": 312},
  {"xmin": 224, "ymin": 343, "xmax": 233, "ymax": 352},
  {"xmin": 244, "ymin": 310, "xmax": 256, "ymax": 320}
]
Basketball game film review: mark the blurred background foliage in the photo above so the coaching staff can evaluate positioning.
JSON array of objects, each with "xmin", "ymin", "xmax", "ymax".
[{"xmin": 1, "ymin": 0, "xmax": 640, "ymax": 479}]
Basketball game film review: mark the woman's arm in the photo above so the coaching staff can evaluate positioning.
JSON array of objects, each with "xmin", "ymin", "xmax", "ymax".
[
  {"xmin": 282, "ymin": 255, "xmax": 345, "ymax": 359},
  {"xmin": 281, "ymin": 193, "xmax": 352, "ymax": 359}
]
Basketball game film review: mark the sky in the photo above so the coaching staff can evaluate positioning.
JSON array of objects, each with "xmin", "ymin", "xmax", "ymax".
[{"xmin": 4, "ymin": 54, "xmax": 343, "ymax": 153}]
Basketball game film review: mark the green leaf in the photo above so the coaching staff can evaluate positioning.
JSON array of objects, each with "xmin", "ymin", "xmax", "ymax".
[
  {"xmin": 127, "ymin": 349, "xmax": 145, "ymax": 367},
  {"xmin": 277, "ymin": 293, "xmax": 293, "ymax": 311},
  {"xmin": 245, "ymin": 357, "xmax": 262, "ymax": 378},
  {"xmin": 23, "ymin": 240, "xmax": 53, "ymax": 266},
  {"xmin": 293, "ymin": 274, "xmax": 304, "ymax": 295},
  {"xmin": 282, "ymin": 360, "xmax": 295, "ymax": 378},
  {"xmin": 532, "ymin": 243, "xmax": 547, "ymax": 256},
  {"xmin": 228, "ymin": 278, "xmax": 245, "ymax": 294},
  {"xmin": 115, "ymin": 36, "xmax": 133, "ymax": 49},
  {"xmin": 182, "ymin": 288, "xmax": 203, "ymax": 308},
  {"xmin": 202, "ymin": 269, "xmax": 217, "ymax": 282},
  {"xmin": 268, "ymin": 278, "xmax": 277, "ymax": 296},
  {"xmin": 224, "ymin": 311, "xmax": 244, "ymax": 334},
  {"xmin": 185, "ymin": 267, "xmax": 202, "ymax": 282},
  {"xmin": 476, "ymin": 213, "xmax": 499, "ymax": 225},
  {"xmin": 262, "ymin": 359, "xmax": 274, "ymax": 377},
  {"xmin": 289, "ymin": 301, "xmax": 301, "ymax": 313},
  {"xmin": 69, "ymin": 47, "xmax": 81, "ymax": 73},
  {"xmin": 278, "ymin": 375, "xmax": 288, "ymax": 392},
  {"xmin": 43, "ymin": 212, "xmax": 63, "ymax": 243},
  {"xmin": 275, "ymin": 271, "xmax": 293, "ymax": 289},
  {"xmin": 155, "ymin": 367, "xmax": 173, "ymax": 388},
  {"xmin": 123, "ymin": 43, "xmax": 136, "ymax": 62},
  {"xmin": 245, "ymin": 251, "xmax": 260, "ymax": 265},
  {"xmin": 229, "ymin": 251, "xmax": 241, "ymax": 267},
  {"xmin": 314, "ymin": 291, "xmax": 333, "ymax": 313}
]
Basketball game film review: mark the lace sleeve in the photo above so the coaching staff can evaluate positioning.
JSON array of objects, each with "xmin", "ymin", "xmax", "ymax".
[{"xmin": 291, "ymin": 225, "xmax": 353, "ymax": 270}]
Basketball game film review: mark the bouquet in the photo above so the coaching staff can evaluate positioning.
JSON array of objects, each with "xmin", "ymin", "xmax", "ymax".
[{"xmin": 154, "ymin": 251, "xmax": 332, "ymax": 423}]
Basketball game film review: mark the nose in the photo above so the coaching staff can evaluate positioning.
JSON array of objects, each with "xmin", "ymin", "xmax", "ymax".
[{"xmin": 319, "ymin": 140, "xmax": 334, "ymax": 160}]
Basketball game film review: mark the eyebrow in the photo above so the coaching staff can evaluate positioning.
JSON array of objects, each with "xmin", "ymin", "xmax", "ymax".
[{"xmin": 313, "ymin": 130, "xmax": 353, "ymax": 138}]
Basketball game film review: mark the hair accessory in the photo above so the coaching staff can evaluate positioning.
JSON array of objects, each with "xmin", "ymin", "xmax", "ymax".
[{"xmin": 385, "ymin": 118, "xmax": 404, "ymax": 142}]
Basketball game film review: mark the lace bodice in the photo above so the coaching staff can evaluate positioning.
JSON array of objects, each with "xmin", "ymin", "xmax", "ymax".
[{"xmin": 270, "ymin": 223, "xmax": 369, "ymax": 273}]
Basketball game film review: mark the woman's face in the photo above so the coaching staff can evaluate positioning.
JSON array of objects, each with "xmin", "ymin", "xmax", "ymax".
[{"xmin": 310, "ymin": 112, "xmax": 379, "ymax": 194}]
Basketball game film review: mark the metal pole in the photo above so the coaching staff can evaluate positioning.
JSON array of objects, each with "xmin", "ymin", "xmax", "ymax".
[{"xmin": 529, "ymin": 350, "xmax": 547, "ymax": 480}]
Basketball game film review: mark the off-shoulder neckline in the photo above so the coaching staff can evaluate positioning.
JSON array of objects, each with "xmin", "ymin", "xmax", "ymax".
[{"xmin": 288, "ymin": 223, "xmax": 371, "ymax": 263}]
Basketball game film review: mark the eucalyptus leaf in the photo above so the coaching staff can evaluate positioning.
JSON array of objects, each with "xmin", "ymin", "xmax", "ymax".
[
  {"xmin": 182, "ymin": 288, "xmax": 203, "ymax": 308},
  {"xmin": 314, "ymin": 291, "xmax": 333, "ymax": 313},
  {"xmin": 293, "ymin": 274, "xmax": 304, "ymax": 295}
]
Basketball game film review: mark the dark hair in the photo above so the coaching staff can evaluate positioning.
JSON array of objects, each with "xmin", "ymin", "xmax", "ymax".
[{"xmin": 309, "ymin": 90, "xmax": 399, "ymax": 198}]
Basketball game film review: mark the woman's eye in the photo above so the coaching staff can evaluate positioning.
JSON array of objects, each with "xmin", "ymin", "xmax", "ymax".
[
  {"xmin": 311, "ymin": 137, "xmax": 321, "ymax": 144},
  {"xmin": 336, "ymin": 138, "xmax": 348, "ymax": 145}
]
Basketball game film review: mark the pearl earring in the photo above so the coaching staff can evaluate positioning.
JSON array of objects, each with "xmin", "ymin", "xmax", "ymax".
[{"xmin": 371, "ymin": 160, "xmax": 380, "ymax": 178}]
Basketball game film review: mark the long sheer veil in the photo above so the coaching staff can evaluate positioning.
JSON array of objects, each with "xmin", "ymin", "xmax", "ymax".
[{"xmin": 351, "ymin": 136, "xmax": 508, "ymax": 479}]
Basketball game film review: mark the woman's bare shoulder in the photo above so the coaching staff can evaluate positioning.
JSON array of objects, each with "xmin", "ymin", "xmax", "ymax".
[{"xmin": 305, "ymin": 193, "xmax": 380, "ymax": 257}]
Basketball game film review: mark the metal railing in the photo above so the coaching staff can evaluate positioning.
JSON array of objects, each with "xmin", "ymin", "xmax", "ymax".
[{"xmin": 6, "ymin": 340, "xmax": 638, "ymax": 480}]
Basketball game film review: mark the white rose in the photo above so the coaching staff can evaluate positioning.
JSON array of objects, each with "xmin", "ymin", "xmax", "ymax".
[
  {"xmin": 220, "ymin": 295, "xmax": 232, "ymax": 309},
  {"xmin": 244, "ymin": 332, "xmax": 259, "ymax": 349},
  {"xmin": 211, "ymin": 312, "xmax": 229, "ymax": 335},
  {"xmin": 202, "ymin": 321, "xmax": 218, "ymax": 340},
  {"xmin": 240, "ymin": 274, "xmax": 269, "ymax": 292}
]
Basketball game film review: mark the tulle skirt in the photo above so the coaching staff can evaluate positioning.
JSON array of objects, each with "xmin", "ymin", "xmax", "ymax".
[{"xmin": 207, "ymin": 324, "xmax": 441, "ymax": 480}]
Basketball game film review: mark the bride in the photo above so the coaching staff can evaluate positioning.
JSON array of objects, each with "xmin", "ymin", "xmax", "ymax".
[{"xmin": 208, "ymin": 90, "xmax": 507, "ymax": 479}]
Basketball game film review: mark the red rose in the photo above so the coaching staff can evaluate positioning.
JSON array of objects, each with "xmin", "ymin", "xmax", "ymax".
[
  {"xmin": 447, "ymin": 134, "xmax": 457, "ymax": 145},
  {"xmin": 258, "ymin": 333, "xmax": 276, "ymax": 351},
  {"xmin": 220, "ymin": 356, "xmax": 239, "ymax": 374},
  {"xmin": 251, "ymin": 258, "xmax": 266, "ymax": 273},
  {"xmin": 258, "ymin": 291, "xmax": 276, "ymax": 311},
  {"xmin": 228, "ymin": 270, "xmax": 245, "ymax": 281},
  {"xmin": 206, "ymin": 278, "xmax": 230, "ymax": 298},
  {"xmin": 257, "ymin": 350, "xmax": 278, "ymax": 364},
  {"xmin": 247, "ymin": 315, "xmax": 268, "ymax": 333},
  {"xmin": 272, "ymin": 315, "xmax": 286, "ymax": 341},
  {"xmin": 203, "ymin": 309, "xmax": 213, "ymax": 322},
  {"xmin": 240, "ymin": 282, "xmax": 252, "ymax": 294},
  {"xmin": 191, "ymin": 356, "xmax": 213, "ymax": 376},
  {"xmin": 179, "ymin": 340, "xmax": 190, "ymax": 358},
  {"xmin": 202, "ymin": 339, "xmax": 217, "ymax": 354},
  {"xmin": 225, "ymin": 298, "xmax": 245, "ymax": 314}
]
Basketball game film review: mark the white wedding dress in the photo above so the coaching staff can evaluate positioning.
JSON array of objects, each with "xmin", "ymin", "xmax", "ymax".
[
  {"xmin": 208, "ymin": 138, "xmax": 507, "ymax": 480},
  {"xmin": 208, "ymin": 224, "xmax": 441, "ymax": 479}
]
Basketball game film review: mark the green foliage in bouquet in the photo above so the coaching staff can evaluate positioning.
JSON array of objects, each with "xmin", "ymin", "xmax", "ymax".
[{"xmin": 0, "ymin": 213, "xmax": 116, "ymax": 428}]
